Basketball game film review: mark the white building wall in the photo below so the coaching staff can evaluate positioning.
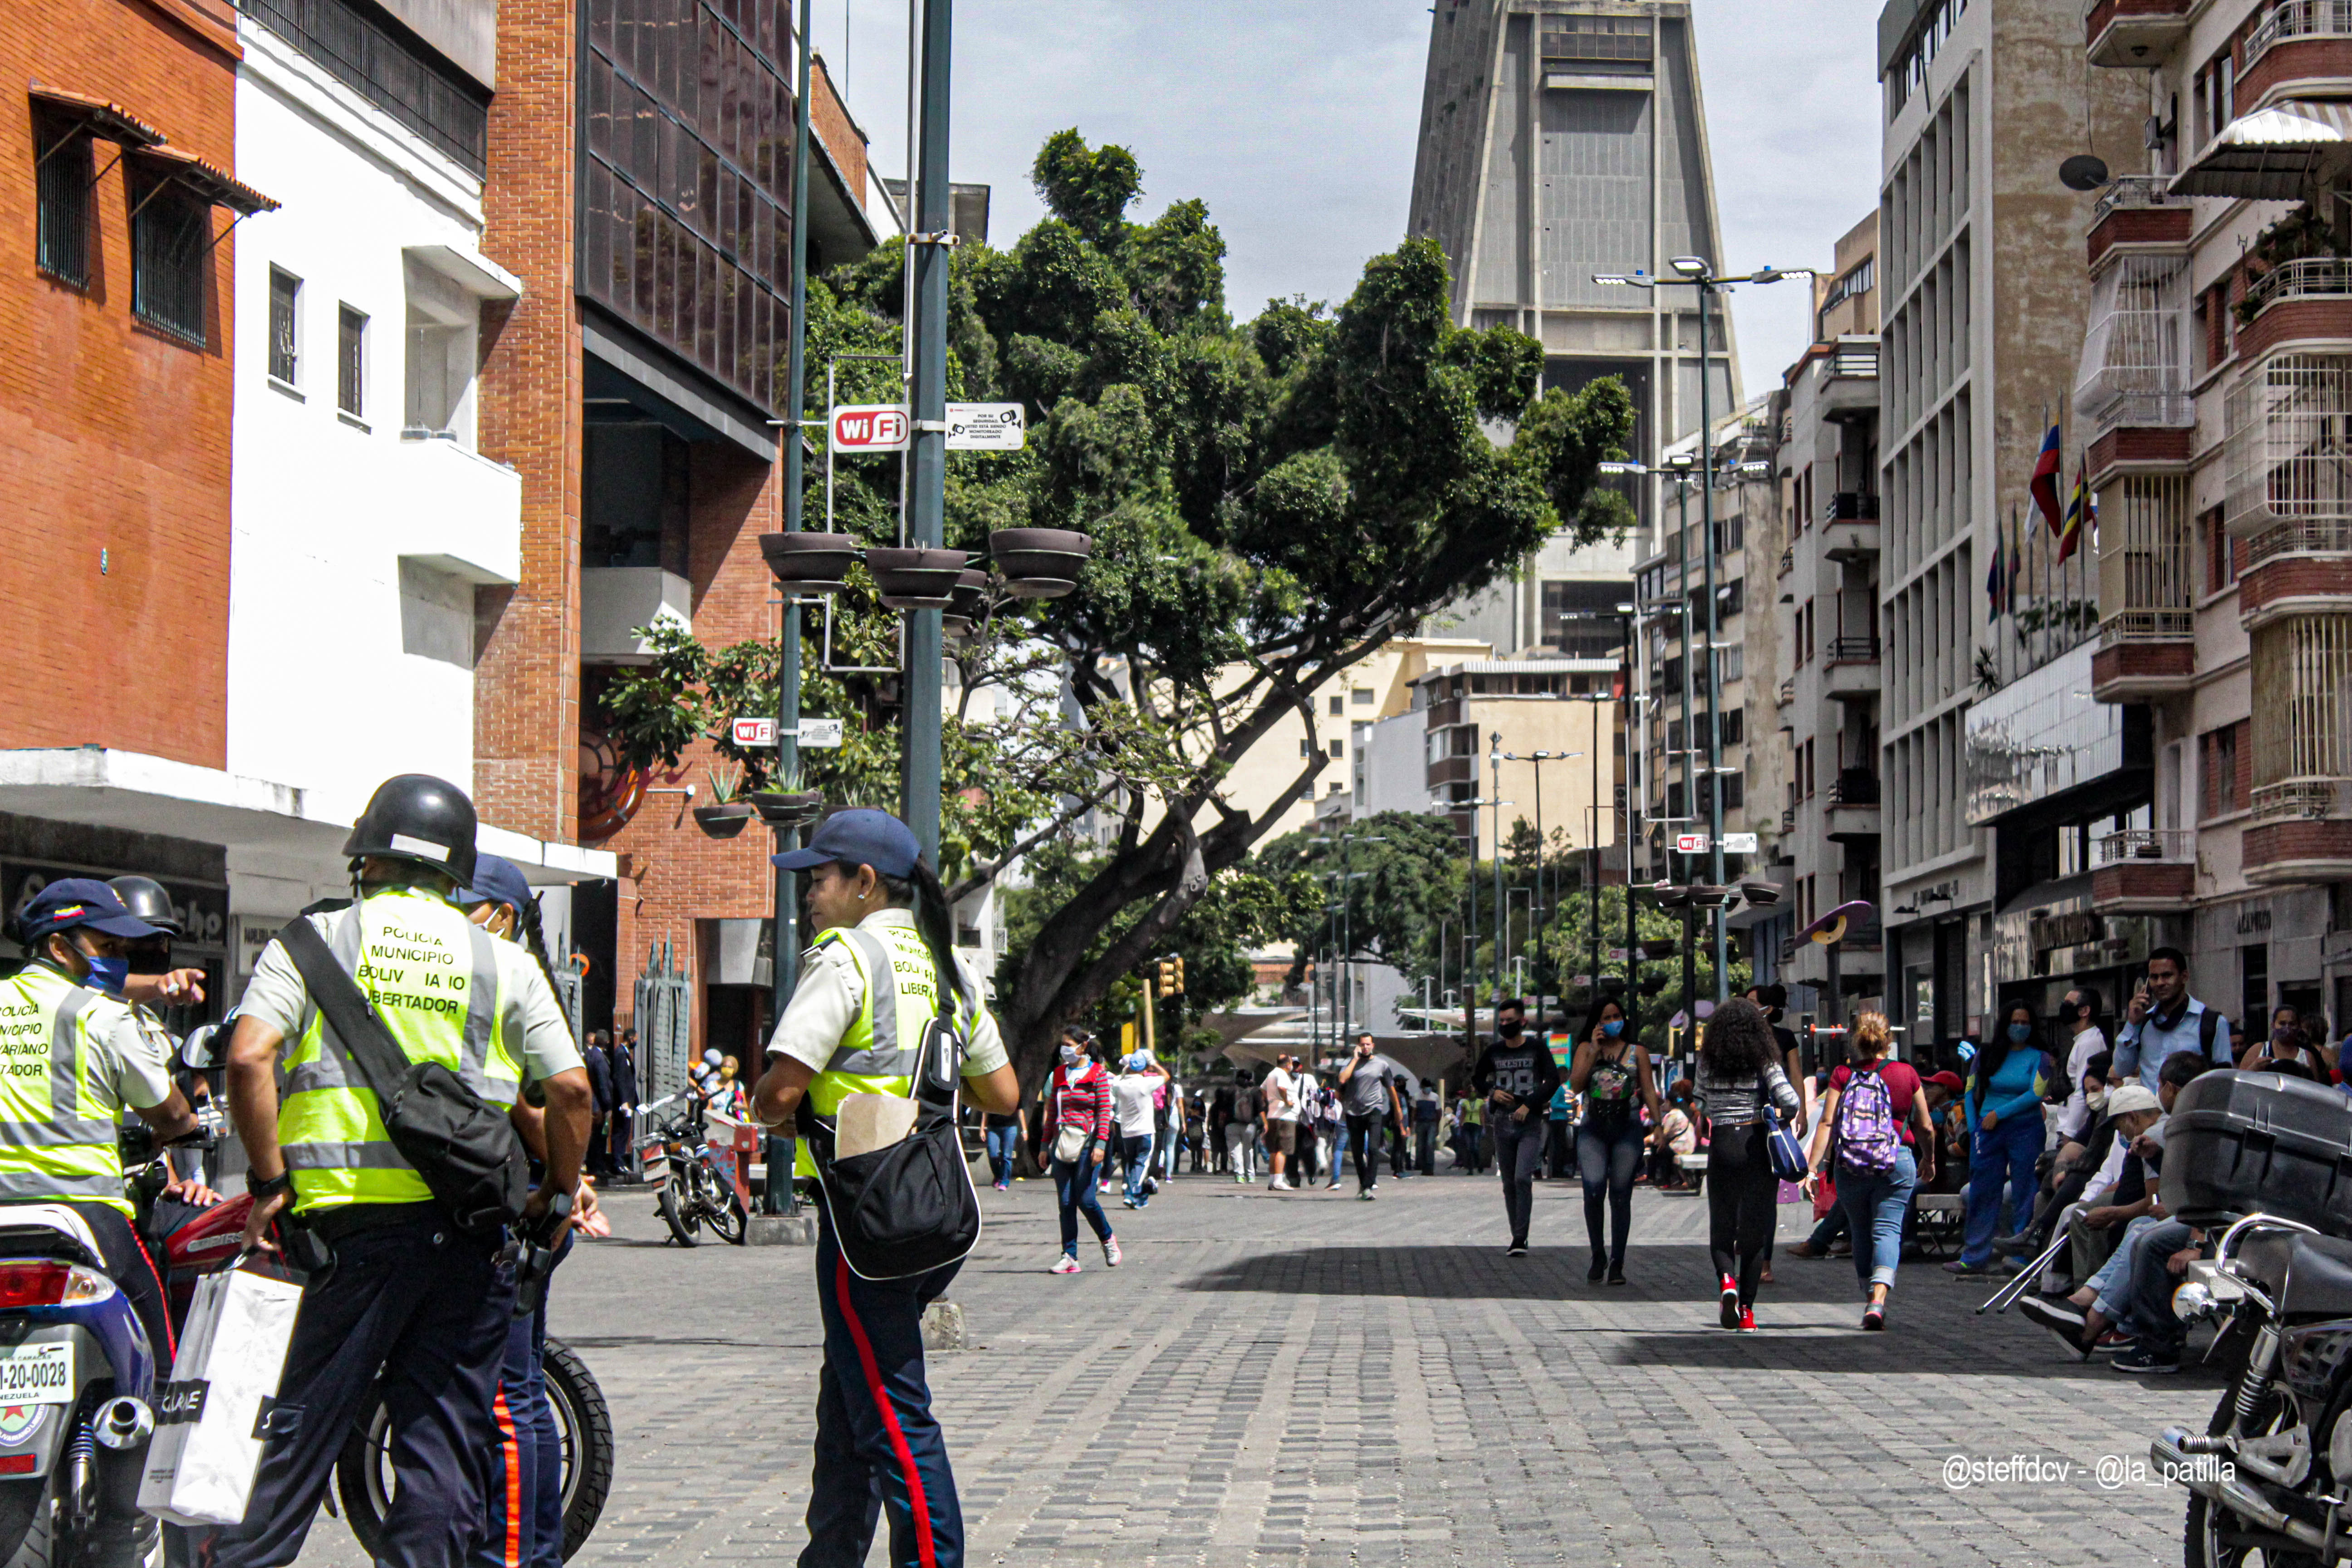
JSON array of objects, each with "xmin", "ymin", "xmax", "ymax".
[{"xmin": 227, "ymin": 20, "xmax": 521, "ymax": 838}]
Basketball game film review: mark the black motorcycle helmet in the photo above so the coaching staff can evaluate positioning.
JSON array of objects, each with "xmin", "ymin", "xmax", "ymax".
[
  {"xmin": 107, "ymin": 876, "xmax": 181, "ymax": 937},
  {"xmin": 341, "ymin": 774, "xmax": 479, "ymax": 887}
]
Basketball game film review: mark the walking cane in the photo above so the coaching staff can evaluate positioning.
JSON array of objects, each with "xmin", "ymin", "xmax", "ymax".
[{"xmin": 1975, "ymin": 1214, "xmax": 2075, "ymax": 1315}]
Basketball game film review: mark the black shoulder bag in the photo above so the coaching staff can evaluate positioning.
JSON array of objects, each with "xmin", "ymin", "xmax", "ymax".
[
  {"xmin": 796, "ymin": 994, "xmax": 982, "ymax": 1283},
  {"xmin": 278, "ymin": 918, "xmax": 530, "ymax": 1239}
]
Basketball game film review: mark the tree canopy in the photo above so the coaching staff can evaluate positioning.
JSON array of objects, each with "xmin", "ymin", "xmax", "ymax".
[{"xmin": 599, "ymin": 130, "xmax": 1637, "ymax": 1091}]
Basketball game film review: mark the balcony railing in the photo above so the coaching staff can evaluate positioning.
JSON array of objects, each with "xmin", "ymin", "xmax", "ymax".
[
  {"xmin": 2224, "ymin": 353, "xmax": 2352, "ymax": 536},
  {"xmin": 1829, "ymin": 769, "xmax": 1881, "ymax": 807},
  {"xmin": 2252, "ymin": 778, "xmax": 2350, "ymax": 821},
  {"xmin": 1823, "ymin": 492, "xmax": 1880, "ymax": 523},
  {"xmin": 1828, "ymin": 339, "xmax": 1878, "ymax": 380},
  {"xmin": 2246, "ymin": 0, "xmax": 2352, "ymax": 74},
  {"xmin": 1827, "ymin": 636, "xmax": 1881, "ymax": 662},
  {"xmin": 2097, "ymin": 827, "xmax": 2194, "ymax": 864},
  {"xmin": 1780, "ymin": 808, "xmax": 1795, "ymax": 834},
  {"xmin": 2242, "ymin": 256, "xmax": 2352, "ymax": 317},
  {"xmin": 2099, "ymin": 609, "xmax": 2195, "ymax": 644},
  {"xmin": 2249, "ymin": 517, "xmax": 2352, "ymax": 566},
  {"xmin": 1777, "ymin": 678, "xmax": 1794, "ymax": 706},
  {"xmin": 1778, "ymin": 548, "xmax": 1793, "ymax": 577},
  {"xmin": 2092, "ymin": 173, "xmax": 2185, "ymax": 225}
]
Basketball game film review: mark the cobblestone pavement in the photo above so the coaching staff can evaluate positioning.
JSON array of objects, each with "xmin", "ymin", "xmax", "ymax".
[{"xmin": 292, "ymin": 1163, "xmax": 2202, "ymax": 1566}]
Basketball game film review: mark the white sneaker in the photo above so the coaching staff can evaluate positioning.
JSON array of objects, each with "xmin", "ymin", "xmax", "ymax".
[
  {"xmin": 1103, "ymin": 1237, "xmax": 1122, "ymax": 1267},
  {"xmin": 1051, "ymin": 1254, "xmax": 1080, "ymax": 1275},
  {"xmin": 1271, "ymin": 1176, "xmax": 1291, "ymax": 1191}
]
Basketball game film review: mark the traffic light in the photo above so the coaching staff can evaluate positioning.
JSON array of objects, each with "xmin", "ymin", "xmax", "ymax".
[
  {"xmin": 1172, "ymin": 956, "xmax": 1186, "ymax": 994},
  {"xmin": 1155, "ymin": 960, "xmax": 1176, "ymax": 998}
]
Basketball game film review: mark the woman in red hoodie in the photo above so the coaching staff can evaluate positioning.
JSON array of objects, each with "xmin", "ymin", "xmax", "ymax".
[{"xmin": 1039, "ymin": 1029, "xmax": 1119, "ymax": 1274}]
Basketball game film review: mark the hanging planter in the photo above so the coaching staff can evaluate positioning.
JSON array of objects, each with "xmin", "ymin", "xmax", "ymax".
[
  {"xmin": 749, "ymin": 790, "xmax": 824, "ymax": 825},
  {"xmin": 988, "ymin": 528, "xmax": 1092, "ymax": 600},
  {"xmin": 867, "ymin": 546, "xmax": 965, "ymax": 610},
  {"xmin": 759, "ymin": 531, "xmax": 861, "ymax": 592},
  {"xmin": 693, "ymin": 803, "xmax": 755, "ymax": 838},
  {"xmin": 944, "ymin": 569, "xmax": 990, "ymax": 637}
]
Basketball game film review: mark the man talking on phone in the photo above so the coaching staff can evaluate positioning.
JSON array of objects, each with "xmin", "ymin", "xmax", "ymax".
[{"xmin": 2112, "ymin": 948, "xmax": 2230, "ymax": 1091}]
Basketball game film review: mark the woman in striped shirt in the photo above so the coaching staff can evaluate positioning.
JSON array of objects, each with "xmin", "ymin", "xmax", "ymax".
[{"xmin": 1040, "ymin": 1030, "xmax": 1120, "ymax": 1274}]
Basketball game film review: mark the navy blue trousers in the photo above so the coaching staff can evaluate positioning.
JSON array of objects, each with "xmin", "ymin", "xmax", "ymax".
[
  {"xmin": 474, "ymin": 1240, "xmax": 568, "ymax": 1568},
  {"xmin": 203, "ymin": 1206, "xmax": 512, "ymax": 1568},
  {"xmin": 799, "ymin": 1211, "xmax": 964, "ymax": 1568}
]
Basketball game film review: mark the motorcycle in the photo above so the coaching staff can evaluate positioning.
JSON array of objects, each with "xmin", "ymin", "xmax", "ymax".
[
  {"xmin": 636, "ymin": 1095, "xmax": 747, "ymax": 1247},
  {"xmin": 2156, "ymin": 1211, "xmax": 2352, "ymax": 1566}
]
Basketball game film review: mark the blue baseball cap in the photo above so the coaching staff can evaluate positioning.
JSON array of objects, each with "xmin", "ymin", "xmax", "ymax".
[
  {"xmin": 16, "ymin": 878, "xmax": 162, "ymax": 945},
  {"xmin": 770, "ymin": 808, "xmax": 921, "ymax": 879},
  {"xmin": 456, "ymin": 853, "xmax": 534, "ymax": 913}
]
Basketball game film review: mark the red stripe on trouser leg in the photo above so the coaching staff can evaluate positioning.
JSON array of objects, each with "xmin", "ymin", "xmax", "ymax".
[
  {"xmin": 494, "ymin": 1387, "xmax": 521, "ymax": 1568},
  {"xmin": 833, "ymin": 1254, "xmax": 937, "ymax": 1568},
  {"xmin": 130, "ymin": 1229, "xmax": 173, "ymax": 1362}
]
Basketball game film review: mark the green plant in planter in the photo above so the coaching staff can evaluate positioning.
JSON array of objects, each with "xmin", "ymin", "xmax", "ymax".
[
  {"xmin": 705, "ymin": 762, "xmax": 745, "ymax": 806},
  {"xmin": 2237, "ymin": 202, "xmax": 2350, "ymax": 324}
]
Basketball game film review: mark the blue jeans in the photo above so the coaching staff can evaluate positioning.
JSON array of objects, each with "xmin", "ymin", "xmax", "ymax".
[
  {"xmin": 1119, "ymin": 1132, "xmax": 1154, "ymax": 1202},
  {"xmin": 984, "ymin": 1125, "xmax": 1018, "ymax": 1186},
  {"xmin": 2089, "ymin": 1213, "xmax": 2167, "ymax": 1320},
  {"xmin": 802, "ymin": 1210, "xmax": 965, "ymax": 1568},
  {"xmin": 1835, "ymin": 1145, "xmax": 1918, "ymax": 1291},
  {"xmin": 1053, "ymin": 1156, "xmax": 1114, "ymax": 1255},
  {"xmin": 1961, "ymin": 1114, "xmax": 2043, "ymax": 1266},
  {"xmin": 1575, "ymin": 1118, "xmax": 1645, "ymax": 1264}
]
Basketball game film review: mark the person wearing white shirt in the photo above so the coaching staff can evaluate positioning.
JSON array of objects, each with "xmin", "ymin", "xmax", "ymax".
[
  {"xmin": 1261, "ymin": 1054, "xmax": 1301, "ymax": 1191},
  {"xmin": 1109, "ymin": 1055, "xmax": 1165, "ymax": 1208},
  {"xmin": 2053, "ymin": 988, "xmax": 2110, "ymax": 1144}
]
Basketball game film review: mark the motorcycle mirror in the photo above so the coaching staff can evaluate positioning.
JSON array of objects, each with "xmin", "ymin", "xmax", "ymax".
[{"xmin": 178, "ymin": 1023, "xmax": 219, "ymax": 1073}]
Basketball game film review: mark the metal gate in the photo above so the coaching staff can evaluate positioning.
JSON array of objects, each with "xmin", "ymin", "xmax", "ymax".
[
  {"xmin": 549, "ymin": 956, "xmax": 584, "ymax": 1047},
  {"xmin": 633, "ymin": 938, "xmax": 694, "ymax": 1104}
]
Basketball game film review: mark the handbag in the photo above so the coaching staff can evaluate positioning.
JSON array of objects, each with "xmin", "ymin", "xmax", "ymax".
[
  {"xmin": 798, "ymin": 1008, "xmax": 983, "ymax": 1282},
  {"xmin": 1760, "ymin": 1070, "xmax": 1809, "ymax": 1182},
  {"xmin": 136, "ymin": 1259, "xmax": 304, "ymax": 1525},
  {"xmin": 1052, "ymin": 1118, "xmax": 1091, "ymax": 1164},
  {"xmin": 278, "ymin": 918, "xmax": 530, "ymax": 1238}
]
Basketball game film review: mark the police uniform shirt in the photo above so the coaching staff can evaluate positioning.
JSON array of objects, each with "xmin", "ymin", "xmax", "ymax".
[
  {"xmin": 0, "ymin": 966, "xmax": 175, "ymax": 1123},
  {"xmin": 232, "ymin": 890, "xmax": 585, "ymax": 1084},
  {"xmin": 765, "ymin": 907, "xmax": 1010, "ymax": 1079}
]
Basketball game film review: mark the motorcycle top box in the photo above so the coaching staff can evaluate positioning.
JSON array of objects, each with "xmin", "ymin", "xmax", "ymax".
[{"xmin": 2162, "ymin": 1069, "xmax": 2352, "ymax": 1232}]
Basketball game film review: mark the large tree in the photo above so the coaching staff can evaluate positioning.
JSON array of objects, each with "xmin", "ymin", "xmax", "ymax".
[{"xmin": 604, "ymin": 132, "xmax": 1635, "ymax": 1092}]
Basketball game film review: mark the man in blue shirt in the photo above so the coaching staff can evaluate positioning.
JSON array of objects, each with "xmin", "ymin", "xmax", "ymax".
[{"xmin": 2112, "ymin": 947, "xmax": 2232, "ymax": 1090}]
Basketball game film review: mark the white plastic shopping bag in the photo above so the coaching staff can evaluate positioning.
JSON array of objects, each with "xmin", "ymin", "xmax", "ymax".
[{"xmin": 137, "ymin": 1264, "xmax": 303, "ymax": 1527}]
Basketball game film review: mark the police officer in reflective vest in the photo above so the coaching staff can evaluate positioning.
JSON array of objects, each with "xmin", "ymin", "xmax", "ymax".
[
  {"xmin": 211, "ymin": 776, "xmax": 593, "ymax": 1568},
  {"xmin": 750, "ymin": 810, "xmax": 1020, "ymax": 1568},
  {"xmin": 0, "ymin": 879, "xmax": 201, "ymax": 1363}
]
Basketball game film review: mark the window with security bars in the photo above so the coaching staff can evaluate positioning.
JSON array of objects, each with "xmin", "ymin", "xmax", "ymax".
[
  {"xmin": 337, "ymin": 305, "xmax": 366, "ymax": 417},
  {"xmin": 34, "ymin": 118, "xmax": 91, "ymax": 288},
  {"xmin": 1540, "ymin": 16, "xmax": 1653, "ymax": 62},
  {"xmin": 2225, "ymin": 353, "xmax": 2352, "ymax": 541},
  {"xmin": 268, "ymin": 269, "xmax": 299, "ymax": 385},
  {"xmin": 240, "ymin": 0, "xmax": 488, "ymax": 177},
  {"xmin": 130, "ymin": 175, "xmax": 210, "ymax": 346},
  {"xmin": 2096, "ymin": 474, "xmax": 2193, "ymax": 634},
  {"xmin": 2251, "ymin": 614, "xmax": 2352, "ymax": 813}
]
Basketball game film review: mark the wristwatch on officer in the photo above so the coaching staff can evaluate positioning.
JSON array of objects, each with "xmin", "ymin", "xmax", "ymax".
[{"xmin": 245, "ymin": 1168, "xmax": 293, "ymax": 1201}]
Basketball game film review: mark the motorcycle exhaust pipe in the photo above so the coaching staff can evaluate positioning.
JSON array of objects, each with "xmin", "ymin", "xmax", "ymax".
[{"xmin": 92, "ymin": 1398, "xmax": 152, "ymax": 1450}]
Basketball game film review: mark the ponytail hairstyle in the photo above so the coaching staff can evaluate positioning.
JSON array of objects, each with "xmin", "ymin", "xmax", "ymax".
[
  {"xmin": 507, "ymin": 891, "xmax": 564, "ymax": 997},
  {"xmin": 880, "ymin": 858, "xmax": 965, "ymax": 1019}
]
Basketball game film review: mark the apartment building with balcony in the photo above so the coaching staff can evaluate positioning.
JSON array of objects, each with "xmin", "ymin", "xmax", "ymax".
[
  {"xmin": 1873, "ymin": 0, "xmax": 2140, "ymax": 1058},
  {"xmin": 2070, "ymin": 0, "xmax": 2352, "ymax": 1036},
  {"xmin": 1769, "ymin": 211, "xmax": 1887, "ymax": 1016}
]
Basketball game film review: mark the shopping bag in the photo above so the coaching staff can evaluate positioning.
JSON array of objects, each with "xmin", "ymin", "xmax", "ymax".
[{"xmin": 138, "ymin": 1264, "xmax": 304, "ymax": 1527}]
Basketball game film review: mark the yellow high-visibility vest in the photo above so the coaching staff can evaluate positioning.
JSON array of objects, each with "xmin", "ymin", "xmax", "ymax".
[
  {"xmin": 793, "ymin": 921, "xmax": 976, "ymax": 1179},
  {"xmin": 276, "ymin": 887, "xmax": 519, "ymax": 1211},
  {"xmin": 0, "ymin": 966, "xmax": 145, "ymax": 1215}
]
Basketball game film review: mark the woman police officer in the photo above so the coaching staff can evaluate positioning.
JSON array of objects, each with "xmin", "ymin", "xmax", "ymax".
[{"xmin": 750, "ymin": 810, "xmax": 1019, "ymax": 1568}]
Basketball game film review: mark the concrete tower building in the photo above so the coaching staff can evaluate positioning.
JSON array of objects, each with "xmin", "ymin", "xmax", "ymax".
[{"xmin": 1410, "ymin": 0, "xmax": 1741, "ymax": 656}]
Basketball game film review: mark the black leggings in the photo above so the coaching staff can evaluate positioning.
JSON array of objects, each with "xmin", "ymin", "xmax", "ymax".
[{"xmin": 1706, "ymin": 1123, "xmax": 1777, "ymax": 1307}]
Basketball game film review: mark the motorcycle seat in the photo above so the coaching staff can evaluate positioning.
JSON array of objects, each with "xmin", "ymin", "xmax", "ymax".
[{"xmin": 0, "ymin": 1204, "xmax": 106, "ymax": 1270}]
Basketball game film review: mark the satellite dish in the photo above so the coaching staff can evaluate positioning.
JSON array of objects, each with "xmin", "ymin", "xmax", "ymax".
[{"xmin": 2059, "ymin": 154, "xmax": 2111, "ymax": 192}]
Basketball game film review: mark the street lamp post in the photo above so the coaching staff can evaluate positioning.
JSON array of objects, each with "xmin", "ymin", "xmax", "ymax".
[
  {"xmin": 1489, "ymin": 730, "xmax": 1505, "ymax": 1009},
  {"xmin": 900, "ymin": 0, "xmax": 954, "ymax": 858},
  {"xmin": 1596, "ymin": 259, "xmax": 1808, "ymax": 1006}
]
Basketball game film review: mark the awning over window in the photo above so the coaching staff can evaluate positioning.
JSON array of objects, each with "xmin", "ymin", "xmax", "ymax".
[
  {"xmin": 131, "ymin": 146, "xmax": 279, "ymax": 216},
  {"xmin": 27, "ymin": 85, "xmax": 164, "ymax": 150},
  {"xmin": 2171, "ymin": 102, "xmax": 2352, "ymax": 200}
]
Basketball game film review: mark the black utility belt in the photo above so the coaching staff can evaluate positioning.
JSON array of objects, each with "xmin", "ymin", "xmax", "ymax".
[{"xmin": 302, "ymin": 1200, "xmax": 443, "ymax": 1243}]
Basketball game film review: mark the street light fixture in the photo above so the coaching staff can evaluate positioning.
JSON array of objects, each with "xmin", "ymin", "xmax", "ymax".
[{"xmin": 1594, "ymin": 255, "xmax": 1812, "ymax": 1019}]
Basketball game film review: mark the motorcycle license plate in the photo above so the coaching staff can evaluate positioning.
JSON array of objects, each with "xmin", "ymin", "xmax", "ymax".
[{"xmin": 0, "ymin": 1344, "xmax": 73, "ymax": 1406}]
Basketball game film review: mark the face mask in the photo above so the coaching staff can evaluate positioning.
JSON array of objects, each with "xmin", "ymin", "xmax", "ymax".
[
  {"xmin": 1060, "ymin": 1045, "xmax": 1086, "ymax": 1072},
  {"xmin": 1499, "ymin": 1018, "xmax": 1523, "ymax": 1038},
  {"xmin": 79, "ymin": 954, "xmax": 129, "ymax": 995},
  {"xmin": 2007, "ymin": 1023, "xmax": 2032, "ymax": 1044},
  {"xmin": 1601, "ymin": 1019, "xmax": 1624, "ymax": 1038},
  {"xmin": 2086, "ymin": 1088, "xmax": 2109, "ymax": 1111}
]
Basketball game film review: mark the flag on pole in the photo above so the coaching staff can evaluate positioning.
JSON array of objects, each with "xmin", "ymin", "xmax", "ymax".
[
  {"xmin": 2057, "ymin": 460, "xmax": 2088, "ymax": 564},
  {"xmin": 2007, "ymin": 505, "xmax": 2023, "ymax": 611},
  {"xmin": 1986, "ymin": 519, "xmax": 2003, "ymax": 621},
  {"xmin": 2030, "ymin": 415, "xmax": 2064, "ymax": 536}
]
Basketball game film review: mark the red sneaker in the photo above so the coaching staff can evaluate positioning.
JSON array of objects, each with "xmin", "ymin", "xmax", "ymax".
[
  {"xmin": 1718, "ymin": 1274, "xmax": 1740, "ymax": 1330},
  {"xmin": 1739, "ymin": 1306, "xmax": 1757, "ymax": 1332}
]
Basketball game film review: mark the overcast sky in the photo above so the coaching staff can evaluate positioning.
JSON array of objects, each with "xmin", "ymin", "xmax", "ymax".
[{"xmin": 827, "ymin": 0, "xmax": 1882, "ymax": 392}]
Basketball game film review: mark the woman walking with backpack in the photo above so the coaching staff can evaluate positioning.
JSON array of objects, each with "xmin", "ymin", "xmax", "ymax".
[
  {"xmin": 1798, "ymin": 1012, "xmax": 1936, "ymax": 1329},
  {"xmin": 1694, "ymin": 999, "xmax": 1803, "ymax": 1330}
]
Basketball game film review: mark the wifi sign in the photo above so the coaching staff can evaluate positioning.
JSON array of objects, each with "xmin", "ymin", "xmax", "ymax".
[{"xmin": 830, "ymin": 404, "xmax": 911, "ymax": 452}]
